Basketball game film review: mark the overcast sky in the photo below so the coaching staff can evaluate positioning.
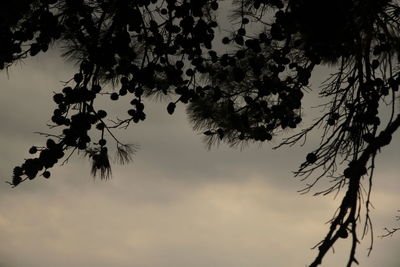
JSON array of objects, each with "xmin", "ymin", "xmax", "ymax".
[{"xmin": 1, "ymin": 9, "xmax": 400, "ymax": 267}]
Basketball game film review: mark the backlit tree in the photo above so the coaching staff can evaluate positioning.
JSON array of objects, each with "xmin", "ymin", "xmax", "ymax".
[{"xmin": 2, "ymin": 0, "xmax": 400, "ymax": 266}]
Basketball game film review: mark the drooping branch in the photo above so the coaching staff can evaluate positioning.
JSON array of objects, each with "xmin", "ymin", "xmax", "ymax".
[{"xmin": 310, "ymin": 113, "xmax": 400, "ymax": 266}]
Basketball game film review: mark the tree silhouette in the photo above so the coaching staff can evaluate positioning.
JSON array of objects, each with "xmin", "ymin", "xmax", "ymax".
[{"xmin": 2, "ymin": 0, "xmax": 400, "ymax": 266}]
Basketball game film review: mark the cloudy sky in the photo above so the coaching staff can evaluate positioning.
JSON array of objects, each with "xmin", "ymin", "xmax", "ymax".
[{"xmin": 1, "ymin": 14, "xmax": 400, "ymax": 267}]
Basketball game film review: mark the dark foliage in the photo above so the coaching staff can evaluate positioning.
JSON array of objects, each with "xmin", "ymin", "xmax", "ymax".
[{"xmin": 2, "ymin": 0, "xmax": 400, "ymax": 266}]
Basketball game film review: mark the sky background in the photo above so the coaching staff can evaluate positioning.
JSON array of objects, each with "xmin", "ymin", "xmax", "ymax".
[{"xmin": 1, "ymin": 6, "xmax": 400, "ymax": 267}]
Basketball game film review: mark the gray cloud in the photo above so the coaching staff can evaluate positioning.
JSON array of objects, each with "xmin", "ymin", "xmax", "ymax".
[{"xmin": 0, "ymin": 47, "xmax": 399, "ymax": 267}]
